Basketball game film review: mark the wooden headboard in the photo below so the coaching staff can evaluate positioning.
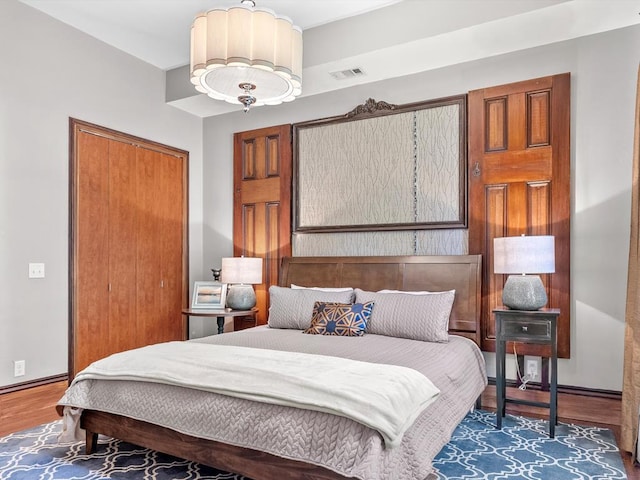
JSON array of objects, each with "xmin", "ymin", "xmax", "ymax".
[{"xmin": 279, "ymin": 255, "xmax": 482, "ymax": 344}]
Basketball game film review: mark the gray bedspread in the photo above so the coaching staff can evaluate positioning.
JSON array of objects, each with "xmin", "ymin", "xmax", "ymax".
[{"xmin": 58, "ymin": 327, "xmax": 487, "ymax": 480}]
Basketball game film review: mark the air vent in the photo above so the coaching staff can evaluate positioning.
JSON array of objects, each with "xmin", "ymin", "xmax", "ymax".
[{"xmin": 329, "ymin": 67, "xmax": 365, "ymax": 80}]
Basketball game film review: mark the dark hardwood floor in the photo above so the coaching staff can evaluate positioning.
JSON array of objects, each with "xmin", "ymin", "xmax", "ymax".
[
  {"xmin": 0, "ymin": 380, "xmax": 67, "ymax": 437},
  {"xmin": 1, "ymin": 380, "xmax": 637, "ymax": 479}
]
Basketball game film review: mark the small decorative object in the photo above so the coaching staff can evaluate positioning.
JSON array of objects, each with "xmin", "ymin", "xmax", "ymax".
[
  {"xmin": 345, "ymin": 98, "xmax": 398, "ymax": 118},
  {"xmin": 493, "ymin": 235, "xmax": 555, "ymax": 310},
  {"xmin": 221, "ymin": 256, "xmax": 263, "ymax": 310},
  {"xmin": 211, "ymin": 268, "xmax": 221, "ymax": 282},
  {"xmin": 191, "ymin": 281, "xmax": 227, "ymax": 309}
]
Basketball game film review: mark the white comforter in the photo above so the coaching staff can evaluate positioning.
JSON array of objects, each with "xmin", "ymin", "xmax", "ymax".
[{"xmin": 64, "ymin": 341, "xmax": 440, "ymax": 447}]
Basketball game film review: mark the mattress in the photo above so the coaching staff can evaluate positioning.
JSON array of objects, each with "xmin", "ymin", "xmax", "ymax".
[{"xmin": 58, "ymin": 326, "xmax": 487, "ymax": 479}]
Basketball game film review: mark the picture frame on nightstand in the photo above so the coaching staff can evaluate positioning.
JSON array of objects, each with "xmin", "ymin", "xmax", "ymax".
[{"xmin": 191, "ymin": 281, "xmax": 227, "ymax": 309}]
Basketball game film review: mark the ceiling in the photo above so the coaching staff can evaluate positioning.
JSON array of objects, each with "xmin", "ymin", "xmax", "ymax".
[
  {"xmin": 18, "ymin": 0, "xmax": 640, "ymax": 117},
  {"xmin": 18, "ymin": 0, "xmax": 404, "ymax": 70}
]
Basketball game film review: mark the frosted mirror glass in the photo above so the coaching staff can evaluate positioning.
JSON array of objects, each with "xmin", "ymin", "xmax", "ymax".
[{"xmin": 293, "ymin": 96, "xmax": 467, "ymax": 233}]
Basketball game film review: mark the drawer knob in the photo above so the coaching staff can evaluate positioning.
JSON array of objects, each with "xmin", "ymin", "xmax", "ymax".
[{"xmin": 521, "ymin": 325, "xmax": 528, "ymax": 332}]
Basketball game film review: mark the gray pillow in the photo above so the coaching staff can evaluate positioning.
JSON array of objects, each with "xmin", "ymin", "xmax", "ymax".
[
  {"xmin": 354, "ymin": 288, "xmax": 455, "ymax": 342},
  {"xmin": 268, "ymin": 286, "xmax": 354, "ymax": 330}
]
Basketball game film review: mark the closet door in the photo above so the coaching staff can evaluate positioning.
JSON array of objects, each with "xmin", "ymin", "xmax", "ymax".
[
  {"xmin": 136, "ymin": 148, "xmax": 164, "ymax": 346},
  {"xmin": 108, "ymin": 140, "xmax": 139, "ymax": 353},
  {"xmin": 158, "ymin": 152, "xmax": 187, "ymax": 343},
  {"xmin": 74, "ymin": 132, "xmax": 111, "ymax": 373},
  {"xmin": 70, "ymin": 119, "xmax": 188, "ymax": 378}
]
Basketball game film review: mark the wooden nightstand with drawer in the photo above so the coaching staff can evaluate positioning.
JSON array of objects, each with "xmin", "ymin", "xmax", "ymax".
[{"xmin": 494, "ymin": 307, "xmax": 560, "ymax": 437}]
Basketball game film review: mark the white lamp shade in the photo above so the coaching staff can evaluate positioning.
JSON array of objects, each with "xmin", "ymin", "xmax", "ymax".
[
  {"xmin": 493, "ymin": 235, "xmax": 555, "ymax": 274},
  {"xmin": 221, "ymin": 257, "xmax": 263, "ymax": 284}
]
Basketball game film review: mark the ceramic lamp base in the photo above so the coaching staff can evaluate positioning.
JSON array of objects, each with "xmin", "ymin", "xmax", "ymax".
[
  {"xmin": 502, "ymin": 275, "xmax": 548, "ymax": 310},
  {"xmin": 226, "ymin": 284, "xmax": 256, "ymax": 310}
]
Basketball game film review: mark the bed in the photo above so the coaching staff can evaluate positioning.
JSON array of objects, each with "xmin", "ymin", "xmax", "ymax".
[{"xmin": 57, "ymin": 255, "xmax": 487, "ymax": 480}]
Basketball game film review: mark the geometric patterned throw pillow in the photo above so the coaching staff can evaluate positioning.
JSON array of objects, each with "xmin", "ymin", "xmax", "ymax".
[{"xmin": 303, "ymin": 301, "xmax": 374, "ymax": 336}]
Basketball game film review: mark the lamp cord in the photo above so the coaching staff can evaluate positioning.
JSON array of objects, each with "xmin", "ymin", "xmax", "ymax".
[{"xmin": 513, "ymin": 343, "xmax": 531, "ymax": 391}]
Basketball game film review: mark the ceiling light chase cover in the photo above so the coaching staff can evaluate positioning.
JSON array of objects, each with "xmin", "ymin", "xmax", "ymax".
[{"xmin": 190, "ymin": 0, "xmax": 303, "ymax": 112}]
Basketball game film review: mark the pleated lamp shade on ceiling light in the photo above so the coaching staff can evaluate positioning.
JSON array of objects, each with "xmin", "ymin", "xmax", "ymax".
[{"xmin": 190, "ymin": 1, "xmax": 302, "ymax": 113}]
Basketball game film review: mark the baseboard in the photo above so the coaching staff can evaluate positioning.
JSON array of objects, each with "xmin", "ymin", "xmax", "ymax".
[
  {"xmin": 2, "ymin": 374, "xmax": 620, "ymax": 400},
  {"xmin": 1, "ymin": 374, "xmax": 620, "ymax": 402},
  {"xmin": 487, "ymin": 376, "xmax": 622, "ymax": 400},
  {"xmin": 0, "ymin": 374, "xmax": 68, "ymax": 395}
]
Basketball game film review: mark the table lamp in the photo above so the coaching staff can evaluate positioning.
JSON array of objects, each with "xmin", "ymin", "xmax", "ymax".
[
  {"xmin": 221, "ymin": 257, "xmax": 263, "ymax": 310},
  {"xmin": 493, "ymin": 235, "xmax": 555, "ymax": 310}
]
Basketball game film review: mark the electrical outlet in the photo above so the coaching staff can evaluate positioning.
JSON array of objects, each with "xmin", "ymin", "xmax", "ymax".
[
  {"xmin": 14, "ymin": 360, "xmax": 25, "ymax": 377},
  {"xmin": 525, "ymin": 359, "xmax": 539, "ymax": 381},
  {"xmin": 28, "ymin": 263, "xmax": 45, "ymax": 278}
]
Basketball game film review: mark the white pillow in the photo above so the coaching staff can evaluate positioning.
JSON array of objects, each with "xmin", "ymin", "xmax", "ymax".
[
  {"xmin": 291, "ymin": 284, "xmax": 354, "ymax": 293},
  {"xmin": 354, "ymin": 288, "xmax": 456, "ymax": 343},
  {"xmin": 378, "ymin": 289, "xmax": 435, "ymax": 295},
  {"xmin": 268, "ymin": 286, "xmax": 354, "ymax": 330}
]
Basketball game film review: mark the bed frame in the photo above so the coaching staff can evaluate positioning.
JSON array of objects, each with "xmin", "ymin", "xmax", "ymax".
[{"xmin": 78, "ymin": 255, "xmax": 482, "ymax": 480}]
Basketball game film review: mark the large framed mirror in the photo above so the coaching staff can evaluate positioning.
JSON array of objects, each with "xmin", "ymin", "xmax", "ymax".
[{"xmin": 293, "ymin": 95, "xmax": 467, "ymax": 233}]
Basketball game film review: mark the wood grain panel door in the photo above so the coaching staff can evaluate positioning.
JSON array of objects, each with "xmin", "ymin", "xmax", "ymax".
[
  {"xmin": 158, "ymin": 152, "xmax": 188, "ymax": 344},
  {"xmin": 468, "ymin": 73, "xmax": 571, "ymax": 358},
  {"xmin": 75, "ymin": 132, "xmax": 111, "ymax": 372},
  {"xmin": 233, "ymin": 125, "xmax": 292, "ymax": 325},
  {"xmin": 108, "ymin": 139, "xmax": 138, "ymax": 354},
  {"xmin": 70, "ymin": 119, "xmax": 188, "ymax": 378},
  {"xmin": 136, "ymin": 148, "xmax": 164, "ymax": 347}
]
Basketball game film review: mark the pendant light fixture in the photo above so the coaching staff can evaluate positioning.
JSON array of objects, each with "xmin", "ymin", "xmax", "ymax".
[{"xmin": 190, "ymin": 0, "xmax": 303, "ymax": 113}]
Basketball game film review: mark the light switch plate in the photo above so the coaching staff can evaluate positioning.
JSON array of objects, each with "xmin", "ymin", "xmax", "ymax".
[{"xmin": 28, "ymin": 263, "xmax": 45, "ymax": 278}]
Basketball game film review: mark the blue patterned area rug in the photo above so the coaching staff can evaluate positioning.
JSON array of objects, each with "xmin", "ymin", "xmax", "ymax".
[
  {"xmin": 433, "ymin": 410, "xmax": 627, "ymax": 479},
  {"xmin": 0, "ymin": 410, "xmax": 627, "ymax": 479}
]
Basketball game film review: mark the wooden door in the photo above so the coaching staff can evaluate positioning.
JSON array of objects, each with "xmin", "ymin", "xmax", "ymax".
[
  {"xmin": 108, "ymin": 140, "xmax": 138, "ymax": 354},
  {"xmin": 136, "ymin": 148, "xmax": 165, "ymax": 346},
  {"xmin": 158, "ymin": 152, "xmax": 188, "ymax": 343},
  {"xmin": 70, "ymin": 119, "xmax": 189, "ymax": 378},
  {"xmin": 468, "ymin": 73, "xmax": 571, "ymax": 358},
  {"xmin": 233, "ymin": 125, "xmax": 292, "ymax": 325},
  {"xmin": 74, "ymin": 132, "xmax": 111, "ymax": 372},
  {"xmin": 135, "ymin": 148, "xmax": 187, "ymax": 346}
]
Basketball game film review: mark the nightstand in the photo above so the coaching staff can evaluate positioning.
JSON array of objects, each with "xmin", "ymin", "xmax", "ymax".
[
  {"xmin": 494, "ymin": 307, "xmax": 559, "ymax": 437},
  {"xmin": 181, "ymin": 308, "xmax": 258, "ymax": 336}
]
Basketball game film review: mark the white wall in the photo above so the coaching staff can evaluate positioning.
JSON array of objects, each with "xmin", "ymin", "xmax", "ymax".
[
  {"xmin": 203, "ymin": 24, "xmax": 639, "ymax": 391},
  {"xmin": 0, "ymin": 0, "xmax": 204, "ymax": 387}
]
